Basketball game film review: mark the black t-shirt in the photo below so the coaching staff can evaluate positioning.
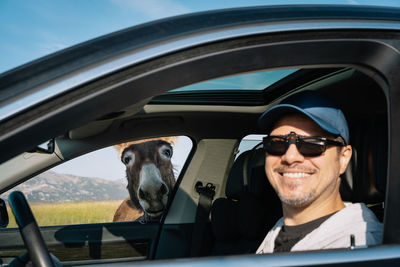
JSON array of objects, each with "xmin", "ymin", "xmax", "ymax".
[{"xmin": 274, "ymin": 212, "xmax": 336, "ymax": 252}]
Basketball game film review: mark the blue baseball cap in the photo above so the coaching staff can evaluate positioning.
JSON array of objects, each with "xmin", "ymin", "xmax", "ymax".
[{"xmin": 258, "ymin": 91, "xmax": 350, "ymax": 144}]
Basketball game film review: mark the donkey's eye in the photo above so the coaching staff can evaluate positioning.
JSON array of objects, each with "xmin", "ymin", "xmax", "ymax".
[
  {"xmin": 123, "ymin": 156, "xmax": 131, "ymax": 164},
  {"xmin": 160, "ymin": 145, "xmax": 173, "ymax": 159},
  {"xmin": 162, "ymin": 148, "xmax": 172, "ymax": 158},
  {"xmin": 122, "ymin": 151, "xmax": 135, "ymax": 166}
]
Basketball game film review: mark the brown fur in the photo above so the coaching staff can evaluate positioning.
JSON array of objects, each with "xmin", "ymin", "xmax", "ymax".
[{"xmin": 113, "ymin": 198, "xmax": 143, "ymax": 222}]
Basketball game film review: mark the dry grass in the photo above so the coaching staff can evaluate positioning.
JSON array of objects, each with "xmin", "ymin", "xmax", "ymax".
[{"xmin": 6, "ymin": 201, "xmax": 122, "ymax": 228}]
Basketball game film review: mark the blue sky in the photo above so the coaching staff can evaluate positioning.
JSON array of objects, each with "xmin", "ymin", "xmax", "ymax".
[{"xmin": 1, "ymin": 0, "xmax": 400, "ymax": 74}]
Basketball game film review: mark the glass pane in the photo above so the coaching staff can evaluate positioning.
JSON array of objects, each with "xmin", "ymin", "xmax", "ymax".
[
  {"xmin": 170, "ymin": 69, "xmax": 297, "ymax": 92},
  {"xmin": 236, "ymin": 134, "xmax": 266, "ymax": 159},
  {"xmin": 3, "ymin": 136, "xmax": 192, "ymax": 227}
]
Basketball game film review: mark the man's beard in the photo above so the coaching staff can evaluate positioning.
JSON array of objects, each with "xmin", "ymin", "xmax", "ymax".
[{"xmin": 278, "ymin": 187, "xmax": 317, "ymax": 207}]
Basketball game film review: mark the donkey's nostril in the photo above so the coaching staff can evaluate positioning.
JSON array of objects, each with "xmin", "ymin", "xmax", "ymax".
[
  {"xmin": 139, "ymin": 188, "xmax": 145, "ymax": 199},
  {"xmin": 160, "ymin": 184, "xmax": 168, "ymax": 195}
]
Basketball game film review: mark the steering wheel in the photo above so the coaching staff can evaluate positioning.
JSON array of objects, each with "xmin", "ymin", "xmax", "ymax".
[{"xmin": 8, "ymin": 191, "xmax": 60, "ymax": 267}]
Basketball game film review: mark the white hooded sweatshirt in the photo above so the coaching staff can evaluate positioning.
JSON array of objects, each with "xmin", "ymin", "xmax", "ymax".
[{"xmin": 256, "ymin": 203, "xmax": 382, "ymax": 254}]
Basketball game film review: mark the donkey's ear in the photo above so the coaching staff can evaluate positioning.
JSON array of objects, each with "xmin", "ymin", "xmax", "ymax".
[{"xmin": 122, "ymin": 150, "xmax": 135, "ymax": 167}]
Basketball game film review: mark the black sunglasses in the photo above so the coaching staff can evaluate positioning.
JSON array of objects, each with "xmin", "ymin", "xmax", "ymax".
[{"xmin": 263, "ymin": 132, "xmax": 345, "ymax": 157}]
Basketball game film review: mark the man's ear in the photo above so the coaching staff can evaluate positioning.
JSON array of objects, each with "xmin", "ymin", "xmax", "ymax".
[{"xmin": 339, "ymin": 145, "xmax": 353, "ymax": 175}]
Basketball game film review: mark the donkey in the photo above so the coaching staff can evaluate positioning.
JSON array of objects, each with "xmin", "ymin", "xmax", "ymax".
[{"xmin": 113, "ymin": 139, "xmax": 176, "ymax": 222}]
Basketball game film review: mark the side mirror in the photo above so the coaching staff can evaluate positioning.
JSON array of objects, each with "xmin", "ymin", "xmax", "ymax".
[{"xmin": 0, "ymin": 198, "xmax": 9, "ymax": 228}]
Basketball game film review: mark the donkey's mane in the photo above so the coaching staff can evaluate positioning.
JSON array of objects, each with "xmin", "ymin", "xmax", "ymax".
[{"xmin": 114, "ymin": 136, "xmax": 178, "ymax": 157}]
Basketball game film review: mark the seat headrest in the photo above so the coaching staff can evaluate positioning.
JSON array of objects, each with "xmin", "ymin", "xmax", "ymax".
[
  {"xmin": 225, "ymin": 147, "xmax": 268, "ymax": 199},
  {"xmin": 341, "ymin": 118, "xmax": 387, "ymax": 204}
]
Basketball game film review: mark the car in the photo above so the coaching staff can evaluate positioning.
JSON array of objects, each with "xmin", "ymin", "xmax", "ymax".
[{"xmin": 1, "ymin": 3, "xmax": 400, "ymax": 266}]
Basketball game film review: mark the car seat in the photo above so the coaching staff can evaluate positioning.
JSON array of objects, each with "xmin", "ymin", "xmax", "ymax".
[
  {"xmin": 210, "ymin": 116, "xmax": 387, "ymax": 256},
  {"xmin": 210, "ymin": 146, "xmax": 282, "ymax": 255},
  {"xmin": 340, "ymin": 118, "xmax": 387, "ymax": 221}
]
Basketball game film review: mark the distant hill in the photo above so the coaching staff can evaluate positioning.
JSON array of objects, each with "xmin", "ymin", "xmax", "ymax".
[{"xmin": 1, "ymin": 170, "xmax": 128, "ymax": 202}]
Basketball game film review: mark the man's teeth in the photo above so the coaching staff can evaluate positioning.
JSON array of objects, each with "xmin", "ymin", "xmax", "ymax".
[{"xmin": 282, "ymin": 172, "xmax": 311, "ymax": 178}]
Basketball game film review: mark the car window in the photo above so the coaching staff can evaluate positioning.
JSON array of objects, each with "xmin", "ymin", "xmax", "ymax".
[
  {"xmin": 236, "ymin": 134, "xmax": 265, "ymax": 159},
  {"xmin": 2, "ymin": 136, "xmax": 192, "ymax": 227},
  {"xmin": 170, "ymin": 69, "xmax": 298, "ymax": 92}
]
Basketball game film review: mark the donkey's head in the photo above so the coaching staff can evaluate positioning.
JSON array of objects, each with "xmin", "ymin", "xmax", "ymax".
[{"xmin": 121, "ymin": 140, "xmax": 175, "ymax": 220}]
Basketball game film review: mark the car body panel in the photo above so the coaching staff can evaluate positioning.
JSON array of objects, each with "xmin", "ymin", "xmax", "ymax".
[
  {"xmin": 0, "ymin": 222, "xmax": 158, "ymax": 265},
  {"xmin": 89, "ymin": 245, "xmax": 400, "ymax": 267}
]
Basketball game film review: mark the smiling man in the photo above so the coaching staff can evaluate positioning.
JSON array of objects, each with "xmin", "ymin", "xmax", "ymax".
[{"xmin": 256, "ymin": 91, "xmax": 382, "ymax": 253}]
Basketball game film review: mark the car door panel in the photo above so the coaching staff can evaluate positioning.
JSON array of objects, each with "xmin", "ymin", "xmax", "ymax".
[{"xmin": 0, "ymin": 222, "xmax": 159, "ymax": 265}]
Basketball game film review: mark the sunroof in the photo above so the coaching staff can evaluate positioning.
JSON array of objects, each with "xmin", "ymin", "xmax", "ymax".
[
  {"xmin": 170, "ymin": 69, "xmax": 298, "ymax": 92},
  {"xmin": 151, "ymin": 68, "xmax": 343, "ymax": 106}
]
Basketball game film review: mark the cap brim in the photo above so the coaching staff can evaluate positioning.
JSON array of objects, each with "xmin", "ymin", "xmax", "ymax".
[{"xmin": 258, "ymin": 104, "xmax": 341, "ymax": 137}]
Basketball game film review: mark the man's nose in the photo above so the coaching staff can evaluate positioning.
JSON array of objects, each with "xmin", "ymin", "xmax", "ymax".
[{"xmin": 281, "ymin": 143, "xmax": 304, "ymax": 164}]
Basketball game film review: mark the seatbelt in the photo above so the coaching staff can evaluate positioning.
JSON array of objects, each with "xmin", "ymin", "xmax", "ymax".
[{"xmin": 190, "ymin": 181, "xmax": 216, "ymax": 257}]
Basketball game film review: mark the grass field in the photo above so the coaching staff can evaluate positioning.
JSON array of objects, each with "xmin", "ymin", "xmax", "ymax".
[{"xmin": 6, "ymin": 201, "xmax": 123, "ymax": 228}]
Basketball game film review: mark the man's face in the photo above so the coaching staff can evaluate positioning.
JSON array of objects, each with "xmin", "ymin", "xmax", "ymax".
[{"xmin": 265, "ymin": 113, "xmax": 352, "ymax": 208}]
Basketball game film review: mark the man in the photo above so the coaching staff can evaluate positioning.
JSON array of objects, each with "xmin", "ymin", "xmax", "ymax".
[{"xmin": 256, "ymin": 91, "xmax": 382, "ymax": 253}]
